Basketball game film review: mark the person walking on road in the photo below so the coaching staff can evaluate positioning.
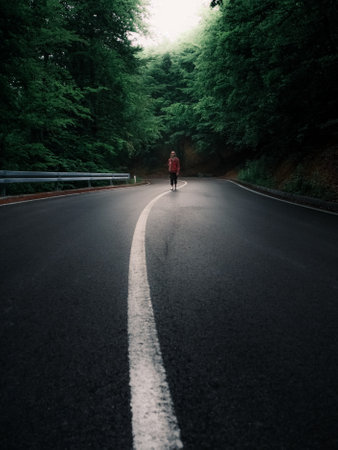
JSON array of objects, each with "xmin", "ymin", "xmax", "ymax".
[{"xmin": 168, "ymin": 150, "xmax": 180, "ymax": 191}]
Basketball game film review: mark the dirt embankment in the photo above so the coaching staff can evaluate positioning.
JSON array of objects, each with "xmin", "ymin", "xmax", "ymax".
[{"xmin": 223, "ymin": 146, "xmax": 338, "ymax": 202}]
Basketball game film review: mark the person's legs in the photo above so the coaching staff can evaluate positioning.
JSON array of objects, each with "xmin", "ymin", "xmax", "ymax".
[
  {"xmin": 170, "ymin": 172, "xmax": 175, "ymax": 189},
  {"xmin": 174, "ymin": 173, "xmax": 177, "ymax": 190}
]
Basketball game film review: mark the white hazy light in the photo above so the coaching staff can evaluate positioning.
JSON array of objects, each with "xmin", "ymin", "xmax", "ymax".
[{"xmin": 135, "ymin": 0, "xmax": 210, "ymax": 47}]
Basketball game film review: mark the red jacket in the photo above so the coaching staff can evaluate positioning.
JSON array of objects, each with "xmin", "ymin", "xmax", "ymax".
[{"xmin": 168, "ymin": 156, "xmax": 180, "ymax": 174}]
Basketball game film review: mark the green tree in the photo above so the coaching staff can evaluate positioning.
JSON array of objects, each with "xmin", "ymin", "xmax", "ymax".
[
  {"xmin": 0, "ymin": 0, "xmax": 159, "ymax": 172},
  {"xmin": 0, "ymin": 0, "xmax": 89, "ymax": 170},
  {"xmin": 62, "ymin": 0, "xmax": 151, "ymax": 169},
  {"xmin": 194, "ymin": 0, "xmax": 338, "ymax": 155}
]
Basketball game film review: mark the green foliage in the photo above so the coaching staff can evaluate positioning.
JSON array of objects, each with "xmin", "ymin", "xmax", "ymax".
[
  {"xmin": 141, "ymin": 0, "xmax": 338, "ymax": 167},
  {"xmin": 282, "ymin": 168, "xmax": 335, "ymax": 201},
  {"xmin": 237, "ymin": 157, "xmax": 275, "ymax": 188},
  {"xmin": 1, "ymin": 0, "xmax": 337, "ymax": 183},
  {"xmin": 238, "ymin": 159, "xmax": 336, "ymax": 200},
  {"xmin": 0, "ymin": 0, "xmax": 159, "ymax": 172}
]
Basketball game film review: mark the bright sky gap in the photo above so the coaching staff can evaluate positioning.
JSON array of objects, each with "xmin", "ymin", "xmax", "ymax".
[{"xmin": 134, "ymin": 0, "xmax": 210, "ymax": 47}]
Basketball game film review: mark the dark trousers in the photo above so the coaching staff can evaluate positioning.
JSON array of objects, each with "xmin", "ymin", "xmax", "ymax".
[{"xmin": 169, "ymin": 172, "xmax": 177, "ymax": 186}]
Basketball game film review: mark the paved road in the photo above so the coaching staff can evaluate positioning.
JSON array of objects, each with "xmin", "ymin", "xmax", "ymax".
[{"xmin": 1, "ymin": 178, "xmax": 338, "ymax": 449}]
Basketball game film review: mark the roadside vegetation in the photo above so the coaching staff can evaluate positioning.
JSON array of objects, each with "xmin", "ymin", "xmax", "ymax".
[
  {"xmin": 237, "ymin": 155, "xmax": 337, "ymax": 201},
  {"xmin": 1, "ymin": 0, "xmax": 337, "ymax": 200}
]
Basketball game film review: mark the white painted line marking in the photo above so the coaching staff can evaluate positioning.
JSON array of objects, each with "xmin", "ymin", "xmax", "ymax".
[
  {"xmin": 226, "ymin": 180, "xmax": 338, "ymax": 215},
  {"xmin": 128, "ymin": 181, "xmax": 186, "ymax": 450}
]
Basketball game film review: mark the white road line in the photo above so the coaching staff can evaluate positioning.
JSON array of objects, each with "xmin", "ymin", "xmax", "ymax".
[
  {"xmin": 227, "ymin": 180, "xmax": 338, "ymax": 215},
  {"xmin": 128, "ymin": 181, "xmax": 186, "ymax": 450}
]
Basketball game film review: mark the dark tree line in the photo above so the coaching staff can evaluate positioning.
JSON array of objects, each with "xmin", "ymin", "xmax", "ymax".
[{"xmin": 1, "ymin": 0, "xmax": 337, "ymax": 174}]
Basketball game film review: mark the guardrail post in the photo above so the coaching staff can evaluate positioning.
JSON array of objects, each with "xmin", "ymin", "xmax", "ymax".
[
  {"xmin": 1, "ymin": 185, "xmax": 6, "ymax": 197},
  {"xmin": 88, "ymin": 179, "xmax": 91, "ymax": 188}
]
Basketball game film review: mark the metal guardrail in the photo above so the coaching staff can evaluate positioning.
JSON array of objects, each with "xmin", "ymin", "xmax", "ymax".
[{"xmin": 0, "ymin": 170, "xmax": 130, "ymax": 196}]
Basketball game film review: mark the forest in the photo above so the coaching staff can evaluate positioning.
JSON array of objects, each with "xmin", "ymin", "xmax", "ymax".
[{"xmin": 1, "ymin": 0, "xmax": 337, "ymax": 198}]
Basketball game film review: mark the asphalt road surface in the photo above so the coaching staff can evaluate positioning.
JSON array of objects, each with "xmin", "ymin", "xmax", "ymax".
[{"xmin": 1, "ymin": 178, "xmax": 338, "ymax": 449}]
